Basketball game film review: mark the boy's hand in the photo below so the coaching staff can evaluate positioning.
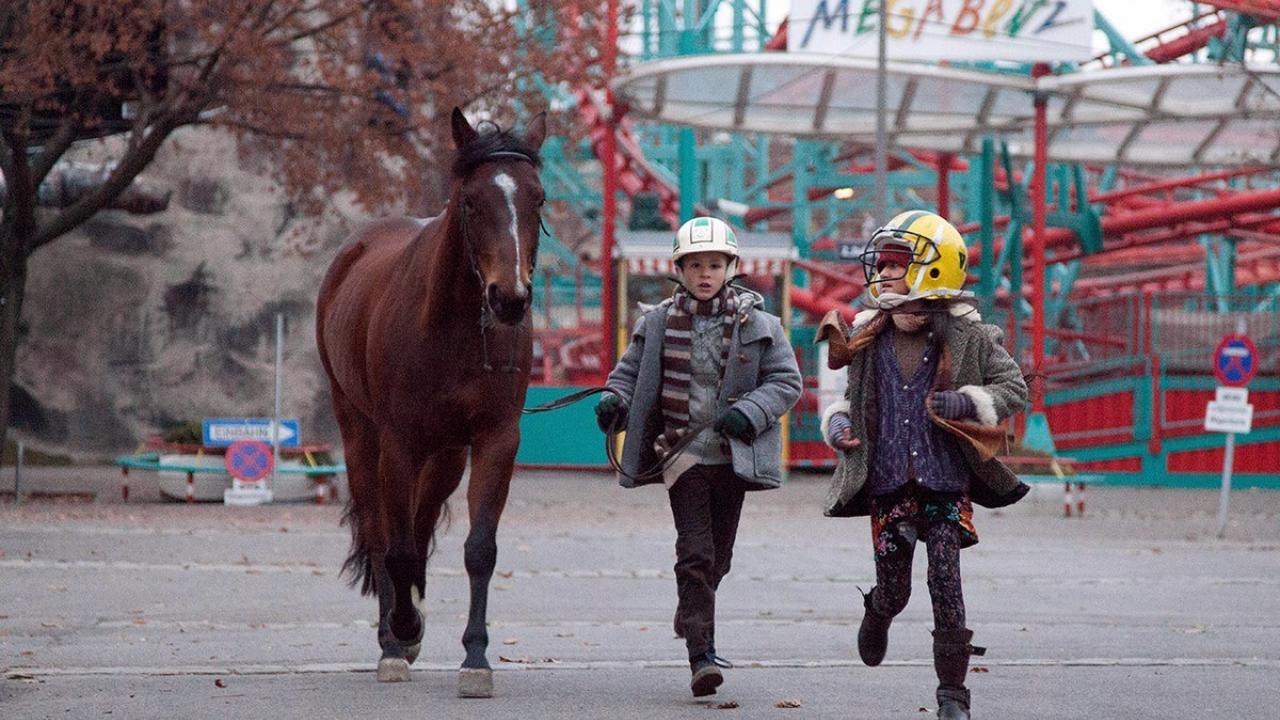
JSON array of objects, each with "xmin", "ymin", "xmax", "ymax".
[
  {"xmin": 929, "ymin": 390, "xmax": 976, "ymax": 421},
  {"xmin": 594, "ymin": 394, "xmax": 626, "ymax": 433},
  {"xmin": 714, "ymin": 409, "xmax": 756, "ymax": 444},
  {"xmin": 827, "ymin": 412, "xmax": 862, "ymax": 451}
]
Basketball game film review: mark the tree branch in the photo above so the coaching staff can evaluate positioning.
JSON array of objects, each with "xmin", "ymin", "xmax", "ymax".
[
  {"xmin": 272, "ymin": 7, "xmax": 364, "ymax": 46},
  {"xmin": 0, "ymin": 129, "xmax": 16, "ymax": 190},
  {"xmin": 203, "ymin": 118, "xmax": 307, "ymax": 141},
  {"xmin": 1, "ymin": 105, "xmax": 37, "ymax": 255},
  {"xmin": 29, "ymin": 94, "xmax": 86, "ymax": 188},
  {"xmin": 29, "ymin": 116, "xmax": 179, "ymax": 252}
]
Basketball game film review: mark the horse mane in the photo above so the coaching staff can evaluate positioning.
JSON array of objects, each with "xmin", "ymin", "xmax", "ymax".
[{"xmin": 451, "ymin": 121, "xmax": 542, "ymax": 178}]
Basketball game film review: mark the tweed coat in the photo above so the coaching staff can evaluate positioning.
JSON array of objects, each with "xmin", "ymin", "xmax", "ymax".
[
  {"xmin": 819, "ymin": 303, "xmax": 1030, "ymax": 517},
  {"xmin": 605, "ymin": 294, "xmax": 802, "ymax": 490}
]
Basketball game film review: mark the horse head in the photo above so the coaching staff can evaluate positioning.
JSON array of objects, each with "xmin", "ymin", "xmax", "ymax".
[{"xmin": 450, "ymin": 107, "xmax": 547, "ymax": 326}]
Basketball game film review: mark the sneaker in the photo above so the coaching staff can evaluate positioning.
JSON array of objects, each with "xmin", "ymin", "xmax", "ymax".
[{"xmin": 689, "ymin": 651, "xmax": 733, "ymax": 697}]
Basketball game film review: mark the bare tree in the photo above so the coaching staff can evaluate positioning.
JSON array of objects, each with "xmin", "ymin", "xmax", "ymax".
[{"xmin": 0, "ymin": 0, "xmax": 606, "ymax": 450}]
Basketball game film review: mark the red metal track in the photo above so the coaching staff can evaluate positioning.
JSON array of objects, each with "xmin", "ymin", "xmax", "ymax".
[{"xmin": 578, "ymin": 89, "xmax": 680, "ymax": 229}]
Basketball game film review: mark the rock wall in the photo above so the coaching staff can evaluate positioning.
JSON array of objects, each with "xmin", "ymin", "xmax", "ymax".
[{"xmin": 14, "ymin": 128, "xmax": 379, "ymax": 455}]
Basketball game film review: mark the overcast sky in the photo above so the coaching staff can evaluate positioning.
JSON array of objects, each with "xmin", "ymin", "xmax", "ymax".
[{"xmin": 1090, "ymin": 0, "xmax": 1194, "ymax": 41}]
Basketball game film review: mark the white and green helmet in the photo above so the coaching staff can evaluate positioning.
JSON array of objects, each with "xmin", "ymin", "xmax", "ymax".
[{"xmin": 672, "ymin": 216, "xmax": 739, "ymax": 266}]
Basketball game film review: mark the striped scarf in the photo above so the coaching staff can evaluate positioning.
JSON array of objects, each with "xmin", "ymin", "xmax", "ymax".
[{"xmin": 656, "ymin": 286, "xmax": 739, "ymax": 458}]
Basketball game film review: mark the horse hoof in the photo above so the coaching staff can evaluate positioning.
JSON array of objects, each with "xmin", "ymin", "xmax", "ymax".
[
  {"xmin": 457, "ymin": 668, "xmax": 493, "ymax": 698},
  {"xmin": 377, "ymin": 657, "xmax": 411, "ymax": 683},
  {"xmin": 404, "ymin": 641, "xmax": 421, "ymax": 665}
]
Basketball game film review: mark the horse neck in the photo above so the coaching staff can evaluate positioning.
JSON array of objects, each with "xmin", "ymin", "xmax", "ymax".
[{"xmin": 415, "ymin": 188, "xmax": 484, "ymax": 335}]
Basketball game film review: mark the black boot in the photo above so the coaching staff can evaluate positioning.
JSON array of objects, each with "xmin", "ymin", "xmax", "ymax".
[
  {"xmin": 932, "ymin": 628, "xmax": 985, "ymax": 720},
  {"xmin": 689, "ymin": 649, "xmax": 732, "ymax": 697},
  {"xmin": 857, "ymin": 587, "xmax": 893, "ymax": 666}
]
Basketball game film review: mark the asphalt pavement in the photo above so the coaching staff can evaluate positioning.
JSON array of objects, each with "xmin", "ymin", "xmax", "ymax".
[{"xmin": 2, "ymin": 466, "xmax": 1278, "ymax": 719}]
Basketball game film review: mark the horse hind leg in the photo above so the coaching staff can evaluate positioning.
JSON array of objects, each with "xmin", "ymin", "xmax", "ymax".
[{"xmin": 458, "ymin": 431, "xmax": 518, "ymax": 699}]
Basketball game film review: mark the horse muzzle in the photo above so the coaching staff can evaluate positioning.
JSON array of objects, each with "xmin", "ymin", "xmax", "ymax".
[{"xmin": 486, "ymin": 283, "xmax": 530, "ymax": 325}]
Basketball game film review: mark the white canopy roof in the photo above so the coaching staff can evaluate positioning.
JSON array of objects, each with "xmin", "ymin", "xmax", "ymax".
[{"xmin": 613, "ymin": 53, "xmax": 1280, "ymax": 166}]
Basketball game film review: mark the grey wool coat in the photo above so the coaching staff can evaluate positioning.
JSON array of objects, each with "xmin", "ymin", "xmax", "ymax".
[
  {"xmin": 819, "ymin": 303, "xmax": 1030, "ymax": 517},
  {"xmin": 605, "ymin": 295, "xmax": 803, "ymax": 490}
]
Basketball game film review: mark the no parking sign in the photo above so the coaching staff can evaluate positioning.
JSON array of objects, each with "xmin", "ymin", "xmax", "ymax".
[
  {"xmin": 1213, "ymin": 334, "xmax": 1258, "ymax": 387},
  {"xmin": 223, "ymin": 440, "xmax": 274, "ymax": 506}
]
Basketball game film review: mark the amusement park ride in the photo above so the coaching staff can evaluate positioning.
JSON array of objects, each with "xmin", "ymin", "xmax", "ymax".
[{"xmin": 522, "ymin": 0, "xmax": 1280, "ymax": 487}]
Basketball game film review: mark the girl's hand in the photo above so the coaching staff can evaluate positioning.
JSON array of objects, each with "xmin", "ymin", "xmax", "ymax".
[
  {"xmin": 827, "ymin": 412, "xmax": 862, "ymax": 450},
  {"xmin": 832, "ymin": 428, "xmax": 862, "ymax": 451}
]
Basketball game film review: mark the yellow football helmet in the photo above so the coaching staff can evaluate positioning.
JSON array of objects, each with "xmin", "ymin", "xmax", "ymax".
[{"xmin": 859, "ymin": 210, "xmax": 971, "ymax": 308}]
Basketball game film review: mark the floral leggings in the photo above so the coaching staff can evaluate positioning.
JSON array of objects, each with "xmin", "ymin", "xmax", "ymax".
[{"xmin": 869, "ymin": 485, "xmax": 978, "ymax": 631}]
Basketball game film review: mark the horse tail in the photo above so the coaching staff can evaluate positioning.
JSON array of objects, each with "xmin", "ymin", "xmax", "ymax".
[
  {"xmin": 339, "ymin": 498, "xmax": 377, "ymax": 597},
  {"xmin": 411, "ymin": 501, "xmax": 453, "ymax": 600}
]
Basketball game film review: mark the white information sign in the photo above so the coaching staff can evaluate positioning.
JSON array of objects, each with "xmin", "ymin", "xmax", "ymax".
[
  {"xmin": 789, "ymin": 0, "xmax": 1095, "ymax": 62},
  {"xmin": 1215, "ymin": 387, "xmax": 1248, "ymax": 405},
  {"xmin": 1203, "ymin": 400, "xmax": 1254, "ymax": 434}
]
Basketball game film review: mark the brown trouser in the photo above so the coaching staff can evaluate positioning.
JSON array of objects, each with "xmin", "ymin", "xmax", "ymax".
[{"xmin": 668, "ymin": 463, "xmax": 747, "ymax": 659}]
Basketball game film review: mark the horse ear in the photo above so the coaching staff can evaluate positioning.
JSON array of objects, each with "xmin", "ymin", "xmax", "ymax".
[
  {"xmin": 524, "ymin": 111, "xmax": 548, "ymax": 151},
  {"xmin": 451, "ymin": 107, "xmax": 478, "ymax": 148}
]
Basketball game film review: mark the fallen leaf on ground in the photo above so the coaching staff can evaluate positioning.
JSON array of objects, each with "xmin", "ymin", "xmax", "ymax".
[
  {"xmin": 498, "ymin": 656, "xmax": 559, "ymax": 664},
  {"xmin": 496, "ymin": 570, "xmax": 513, "ymax": 579},
  {"xmin": 494, "ymin": 584, "xmax": 511, "ymax": 591},
  {"xmin": 502, "ymin": 638, "xmax": 519, "ymax": 645},
  {"xmin": 711, "ymin": 701, "xmax": 739, "ymax": 709},
  {"xmin": 214, "ymin": 678, "xmax": 226, "ymax": 688},
  {"xmin": 971, "ymin": 666, "xmax": 989, "ymax": 673},
  {"xmin": 775, "ymin": 699, "xmax": 802, "ymax": 708}
]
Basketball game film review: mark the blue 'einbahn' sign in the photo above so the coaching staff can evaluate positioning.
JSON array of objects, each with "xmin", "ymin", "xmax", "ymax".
[{"xmin": 202, "ymin": 418, "xmax": 300, "ymax": 448}]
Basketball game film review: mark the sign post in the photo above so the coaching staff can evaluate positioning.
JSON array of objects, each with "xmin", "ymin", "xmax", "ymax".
[{"xmin": 1206, "ymin": 324, "xmax": 1257, "ymax": 538}]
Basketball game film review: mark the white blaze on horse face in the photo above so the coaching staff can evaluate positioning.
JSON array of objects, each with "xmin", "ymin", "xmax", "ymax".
[{"xmin": 493, "ymin": 173, "xmax": 526, "ymax": 295}]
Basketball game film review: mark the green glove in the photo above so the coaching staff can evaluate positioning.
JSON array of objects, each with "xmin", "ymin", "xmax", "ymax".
[
  {"xmin": 594, "ymin": 393, "xmax": 626, "ymax": 433},
  {"xmin": 714, "ymin": 408, "xmax": 756, "ymax": 444}
]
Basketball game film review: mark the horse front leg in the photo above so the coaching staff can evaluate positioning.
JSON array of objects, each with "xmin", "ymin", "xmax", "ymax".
[
  {"xmin": 374, "ymin": 431, "xmax": 428, "ymax": 683},
  {"xmin": 458, "ymin": 429, "xmax": 518, "ymax": 698}
]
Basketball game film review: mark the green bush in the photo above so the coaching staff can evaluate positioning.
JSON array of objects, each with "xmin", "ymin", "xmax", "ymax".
[{"xmin": 161, "ymin": 420, "xmax": 203, "ymax": 445}]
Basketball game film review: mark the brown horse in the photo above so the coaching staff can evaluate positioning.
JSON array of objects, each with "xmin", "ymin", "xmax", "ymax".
[{"xmin": 315, "ymin": 107, "xmax": 545, "ymax": 696}]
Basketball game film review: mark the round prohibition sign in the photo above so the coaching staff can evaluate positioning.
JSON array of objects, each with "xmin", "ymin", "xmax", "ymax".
[
  {"xmin": 1213, "ymin": 335, "xmax": 1258, "ymax": 388},
  {"xmin": 224, "ymin": 440, "xmax": 274, "ymax": 482}
]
